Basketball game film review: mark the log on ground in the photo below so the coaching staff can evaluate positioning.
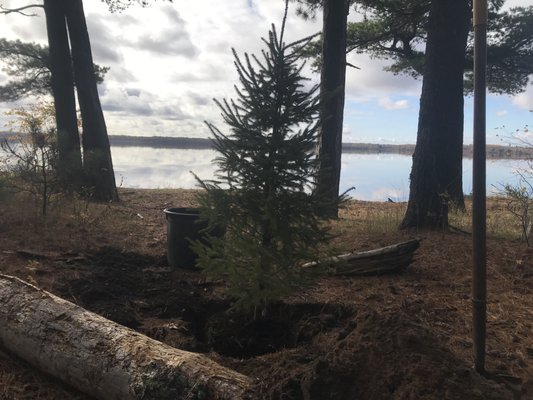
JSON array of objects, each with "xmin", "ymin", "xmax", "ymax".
[
  {"xmin": 0, "ymin": 274, "xmax": 254, "ymax": 400},
  {"xmin": 333, "ymin": 239, "xmax": 420, "ymax": 276},
  {"xmin": 302, "ymin": 239, "xmax": 420, "ymax": 276}
]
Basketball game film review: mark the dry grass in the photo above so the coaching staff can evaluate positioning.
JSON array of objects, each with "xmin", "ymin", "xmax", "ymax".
[
  {"xmin": 448, "ymin": 196, "xmax": 526, "ymax": 241},
  {"xmin": 338, "ymin": 200, "xmax": 405, "ymax": 235},
  {"xmin": 1, "ymin": 185, "xmax": 527, "ymax": 245},
  {"xmin": 335, "ymin": 196, "xmax": 528, "ymax": 245}
]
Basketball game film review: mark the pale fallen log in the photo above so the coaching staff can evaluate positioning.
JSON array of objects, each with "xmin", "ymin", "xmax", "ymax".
[
  {"xmin": 303, "ymin": 239, "xmax": 420, "ymax": 276},
  {"xmin": 0, "ymin": 274, "xmax": 254, "ymax": 400}
]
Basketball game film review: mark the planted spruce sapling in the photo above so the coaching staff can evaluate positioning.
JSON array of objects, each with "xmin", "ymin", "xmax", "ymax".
[{"xmin": 193, "ymin": 17, "xmax": 343, "ymax": 314}]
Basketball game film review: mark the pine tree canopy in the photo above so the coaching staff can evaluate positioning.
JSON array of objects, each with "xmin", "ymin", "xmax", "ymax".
[
  {"xmin": 0, "ymin": 38, "xmax": 108, "ymax": 102},
  {"xmin": 102, "ymin": 0, "xmax": 173, "ymax": 13},
  {"xmin": 465, "ymin": 6, "xmax": 533, "ymax": 94},
  {"xmin": 301, "ymin": 0, "xmax": 533, "ymax": 95}
]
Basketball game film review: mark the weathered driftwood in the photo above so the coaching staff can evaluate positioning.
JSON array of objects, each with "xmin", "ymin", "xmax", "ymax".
[
  {"xmin": 303, "ymin": 239, "xmax": 420, "ymax": 276},
  {"xmin": 0, "ymin": 274, "xmax": 254, "ymax": 400}
]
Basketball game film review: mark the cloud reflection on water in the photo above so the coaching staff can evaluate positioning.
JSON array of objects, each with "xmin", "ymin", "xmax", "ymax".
[
  {"xmin": 87, "ymin": 147, "xmax": 533, "ymax": 202},
  {"xmin": 112, "ymin": 147, "xmax": 217, "ymax": 190}
]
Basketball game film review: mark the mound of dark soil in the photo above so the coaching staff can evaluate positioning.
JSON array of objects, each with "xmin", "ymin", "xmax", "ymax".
[{"xmin": 239, "ymin": 310, "xmax": 515, "ymax": 400}]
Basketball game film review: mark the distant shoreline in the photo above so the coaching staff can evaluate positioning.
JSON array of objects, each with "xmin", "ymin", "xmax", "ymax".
[
  {"xmin": 2, "ymin": 132, "xmax": 532, "ymax": 160},
  {"xmin": 107, "ymin": 135, "xmax": 533, "ymax": 160}
]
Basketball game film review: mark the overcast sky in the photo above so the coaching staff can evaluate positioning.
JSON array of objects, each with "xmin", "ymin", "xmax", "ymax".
[{"xmin": 0, "ymin": 0, "xmax": 531, "ymax": 144}]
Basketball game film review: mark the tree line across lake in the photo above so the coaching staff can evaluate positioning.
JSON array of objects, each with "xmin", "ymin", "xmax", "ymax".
[
  {"xmin": 3, "ymin": 131, "xmax": 532, "ymax": 160},
  {"xmin": 6, "ymin": 133, "xmax": 526, "ymax": 160}
]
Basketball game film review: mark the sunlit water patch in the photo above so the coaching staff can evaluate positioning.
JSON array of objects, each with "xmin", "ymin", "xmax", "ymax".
[
  {"xmin": 111, "ymin": 147, "xmax": 529, "ymax": 201},
  {"xmin": 1, "ymin": 145, "xmax": 529, "ymax": 202}
]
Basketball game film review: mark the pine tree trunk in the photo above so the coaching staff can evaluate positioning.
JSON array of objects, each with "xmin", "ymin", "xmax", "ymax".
[
  {"xmin": 64, "ymin": 0, "xmax": 118, "ymax": 202},
  {"xmin": 43, "ymin": 0, "xmax": 83, "ymax": 189},
  {"xmin": 0, "ymin": 274, "xmax": 254, "ymax": 400},
  {"xmin": 400, "ymin": 0, "xmax": 470, "ymax": 229},
  {"xmin": 316, "ymin": 0, "xmax": 349, "ymax": 217}
]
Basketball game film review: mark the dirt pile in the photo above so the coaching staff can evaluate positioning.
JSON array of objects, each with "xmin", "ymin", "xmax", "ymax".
[{"xmin": 237, "ymin": 309, "xmax": 515, "ymax": 399}]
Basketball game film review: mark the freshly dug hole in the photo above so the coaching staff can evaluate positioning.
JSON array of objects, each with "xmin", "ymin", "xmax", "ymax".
[{"xmin": 202, "ymin": 303, "xmax": 355, "ymax": 358}]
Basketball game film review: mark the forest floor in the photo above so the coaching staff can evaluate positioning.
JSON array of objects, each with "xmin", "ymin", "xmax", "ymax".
[{"xmin": 0, "ymin": 188, "xmax": 532, "ymax": 399}]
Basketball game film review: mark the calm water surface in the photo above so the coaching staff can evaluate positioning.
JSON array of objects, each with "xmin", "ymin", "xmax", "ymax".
[{"xmin": 111, "ymin": 147, "xmax": 528, "ymax": 201}]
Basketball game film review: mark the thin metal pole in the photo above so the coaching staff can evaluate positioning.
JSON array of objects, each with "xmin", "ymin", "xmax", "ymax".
[{"xmin": 472, "ymin": 0, "xmax": 488, "ymax": 375}]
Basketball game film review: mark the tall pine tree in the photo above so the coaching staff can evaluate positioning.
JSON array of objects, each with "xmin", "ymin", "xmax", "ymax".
[{"xmin": 194, "ymin": 8, "xmax": 340, "ymax": 314}]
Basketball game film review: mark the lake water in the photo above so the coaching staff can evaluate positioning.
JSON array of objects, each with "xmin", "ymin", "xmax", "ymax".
[{"xmin": 110, "ymin": 147, "xmax": 529, "ymax": 201}]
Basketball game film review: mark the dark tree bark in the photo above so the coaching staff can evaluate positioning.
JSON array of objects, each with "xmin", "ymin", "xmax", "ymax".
[
  {"xmin": 42, "ymin": 0, "xmax": 83, "ymax": 188},
  {"xmin": 316, "ymin": 0, "xmax": 349, "ymax": 217},
  {"xmin": 64, "ymin": 0, "xmax": 118, "ymax": 202},
  {"xmin": 400, "ymin": 0, "xmax": 470, "ymax": 229}
]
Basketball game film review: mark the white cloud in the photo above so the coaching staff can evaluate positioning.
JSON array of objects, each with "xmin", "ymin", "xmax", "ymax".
[
  {"xmin": 127, "ymin": 7, "xmax": 198, "ymax": 58},
  {"xmin": 100, "ymin": 86, "xmax": 189, "ymax": 120},
  {"xmin": 502, "ymin": 0, "xmax": 532, "ymax": 9},
  {"xmin": 378, "ymin": 96, "xmax": 410, "ymax": 110},
  {"xmin": 512, "ymin": 86, "xmax": 533, "ymax": 111},
  {"xmin": 0, "ymin": 0, "xmax": 532, "ymax": 143},
  {"xmin": 0, "ymin": 1, "xmax": 47, "ymax": 43},
  {"xmin": 84, "ymin": 14, "xmax": 125, "ymax": 64},
  {"xmin": 496, "ymin": 109, "xmax": 508, "ymax": 117},
  {"xmin": 344, "ymin": 53, "xmax": 422, "ymax": 101}
]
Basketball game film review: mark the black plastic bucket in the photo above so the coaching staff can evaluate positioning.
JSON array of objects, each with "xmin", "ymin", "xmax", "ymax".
[{"xmin": 164, "ymin": 207, "xmax": 206, "ymax": 269}]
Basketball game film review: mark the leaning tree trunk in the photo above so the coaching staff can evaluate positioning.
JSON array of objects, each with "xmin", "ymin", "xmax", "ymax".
[
  {"xmin": 400, "ymin": 0, "xmax": 470, "ymax": 229},
  {"xmin": 64, "ymin": 0, "xmax": 118, "ymax": 202},
  {"xmin": 0, "ymin": 275, "xmax": 254, "ymax": 400},
  {"xmin": 43, "ymin": 0, "xmax": 83, "ymax": 189},
  {"xmin": 316, "ymin": 0, "xmax": 349, "ymax": 217}
]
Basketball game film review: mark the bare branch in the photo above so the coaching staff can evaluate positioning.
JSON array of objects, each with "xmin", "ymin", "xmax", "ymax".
[
  {"xmin": 346, "ymin": 61, "xmax": 360, "ymax": 70},
  {"xmin": 0, "ymin": 4, "xmax": 43, "ymax": 17}
]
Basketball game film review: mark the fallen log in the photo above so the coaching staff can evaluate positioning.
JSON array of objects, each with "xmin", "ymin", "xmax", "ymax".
[
  {"xmin": 303, "ymin": 239, "xmax": 420, "ymax": 276},
  {"xmin": 0, "ymin": 274, "xmax": 254, "ymax": 400}
]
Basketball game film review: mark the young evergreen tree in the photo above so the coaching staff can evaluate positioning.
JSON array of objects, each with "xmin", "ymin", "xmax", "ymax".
[{"xmin": 194, "ymin": 13, "xmax": 341, "ymax": 314}]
